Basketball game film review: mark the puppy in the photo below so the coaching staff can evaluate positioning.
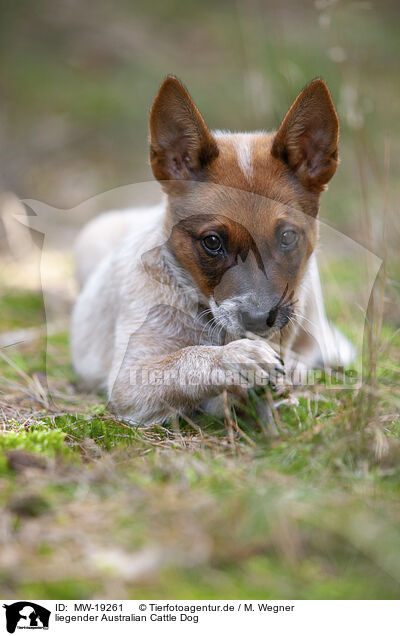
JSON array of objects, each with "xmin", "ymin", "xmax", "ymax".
[{"xmin": 71, "ymin": 77, "xmax": 354, "ymax": 424}]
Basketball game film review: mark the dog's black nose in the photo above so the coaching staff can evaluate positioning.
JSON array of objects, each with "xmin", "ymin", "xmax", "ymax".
[
  {"xmin": 266, "ymin": 305, "xmax": 278, "ymax": 328},
  {"xmin": 241, "ymin": 306, "xmax": 278, "ymax": 333}
]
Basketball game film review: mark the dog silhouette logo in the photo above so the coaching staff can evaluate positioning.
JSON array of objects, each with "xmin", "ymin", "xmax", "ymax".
[{"xmin": 2, "ymin": 602, "xmax": 51, "ymax": 633}]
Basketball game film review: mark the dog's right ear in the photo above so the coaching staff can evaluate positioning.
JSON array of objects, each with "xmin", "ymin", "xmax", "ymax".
[{"xmin": 149, "ymin": 76, "xmax": 219, "ymax": 184}]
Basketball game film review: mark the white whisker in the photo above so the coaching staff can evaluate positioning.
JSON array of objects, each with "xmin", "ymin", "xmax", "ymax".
[{"xmin": 292, "ymin": 311, "xmax": 319, "ymax": 332}]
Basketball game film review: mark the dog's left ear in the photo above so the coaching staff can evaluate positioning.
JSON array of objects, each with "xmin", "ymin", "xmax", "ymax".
[
  {"xmin": 272, "ymin": 79, "xmax": 339, "ymax": 192},
  {"xmin": 149, "ymin": 76, "xmax": 219, "ymax": 184}
]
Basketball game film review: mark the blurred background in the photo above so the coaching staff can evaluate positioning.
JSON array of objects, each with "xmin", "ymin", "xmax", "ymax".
[
  {"xmin": 0, "ymin": 0, "xmax": 399, "ymax": 600},
  {"xmin": 0, "ymin": 0, "xmax": 398, "ymax": 223}
]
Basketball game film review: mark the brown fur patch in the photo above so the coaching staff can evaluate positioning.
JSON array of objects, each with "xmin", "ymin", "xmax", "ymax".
[
  {"xmin": 209, "ymin": 133, "xmax": 320, "ymax": 217},
  {"xmin": 168, "ymin": 205, "xmax": 317, "ymax": 306},
  {"xmin": 149, "ymin": 76, "xmax": 219, "ymax": 184},
  {"xmin": 272, "ymin": 79, "xmax": 339, "ymax": 193}
]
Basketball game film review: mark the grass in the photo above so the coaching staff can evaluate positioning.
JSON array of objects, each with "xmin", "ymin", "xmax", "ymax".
[
  {"xmin": 0, "ymin": 0, "xmax": 399, "ymax": 601},
  {"xmin": 0, "ymin": 279, "xmax": 399, "ymax": 599}
]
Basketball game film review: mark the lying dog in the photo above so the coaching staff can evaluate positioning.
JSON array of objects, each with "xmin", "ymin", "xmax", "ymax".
[{"xmin": 71, "ymin": 76, "xmax": 354, "ymax": 424}]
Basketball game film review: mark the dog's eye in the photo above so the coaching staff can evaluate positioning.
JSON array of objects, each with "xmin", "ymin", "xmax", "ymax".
[
  {"xmin": 202, "ymin": 234, "xmax": 222, "ymax": 253},
  {"xmin": 280, "ymin": 229, "xmax": 298, "ymax": 248}
]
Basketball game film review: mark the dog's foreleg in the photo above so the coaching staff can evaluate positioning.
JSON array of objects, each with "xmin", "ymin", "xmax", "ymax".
[{"xmin": 108, "ymin": 338, "xmax": 284, "ymax": 425}]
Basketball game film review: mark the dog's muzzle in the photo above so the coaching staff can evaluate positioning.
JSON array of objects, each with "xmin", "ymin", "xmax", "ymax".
[{"xmin": 240, "ymin": 304, "xmax": 291, "ymax": 335}]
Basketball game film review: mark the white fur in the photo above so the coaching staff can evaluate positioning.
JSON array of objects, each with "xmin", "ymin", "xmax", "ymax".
[
  {"xmin": 74, "ymin": 203, "xmax": 166, "ymax": 288},
  {"xmin": 298, "ymin": 254, "xmax": 356, "ymax": 367},
  {"xmin": 234, "ymin": 134, "xmax": 253, "ymax": 181},
  {"xmin": 213, "ymin": 131, "xmax": 268, "ymax": 182}
]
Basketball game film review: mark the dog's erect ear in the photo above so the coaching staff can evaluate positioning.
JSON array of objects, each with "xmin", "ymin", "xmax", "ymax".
[
  {"xmin": 272, "ymin": 79, "xmax": 339, "ymax": 192},
  {"xmin": 149, "ymin": 76, "xmax": 219, "ymax": 184}
]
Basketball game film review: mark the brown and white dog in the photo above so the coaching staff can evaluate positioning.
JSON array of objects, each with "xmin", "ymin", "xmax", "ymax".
[{"xmin": 71, "ymin": 76, "xmax": 354, "ymax": 424}]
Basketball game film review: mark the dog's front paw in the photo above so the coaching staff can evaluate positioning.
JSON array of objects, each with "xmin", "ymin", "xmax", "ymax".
[{"xmin": 220, "ymin": 338, "xmax": 284, "ymax": 388}]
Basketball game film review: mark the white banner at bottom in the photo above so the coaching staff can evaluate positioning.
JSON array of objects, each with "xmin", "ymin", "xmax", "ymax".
[{"xmin": 1, "ymin": 600, "xmax": 399, "ymax": 635}]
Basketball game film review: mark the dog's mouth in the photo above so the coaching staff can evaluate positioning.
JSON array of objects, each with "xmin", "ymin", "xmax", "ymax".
[{"xmin": 208, "ymin": 296, "xmax": 293, "ymax": 341}]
